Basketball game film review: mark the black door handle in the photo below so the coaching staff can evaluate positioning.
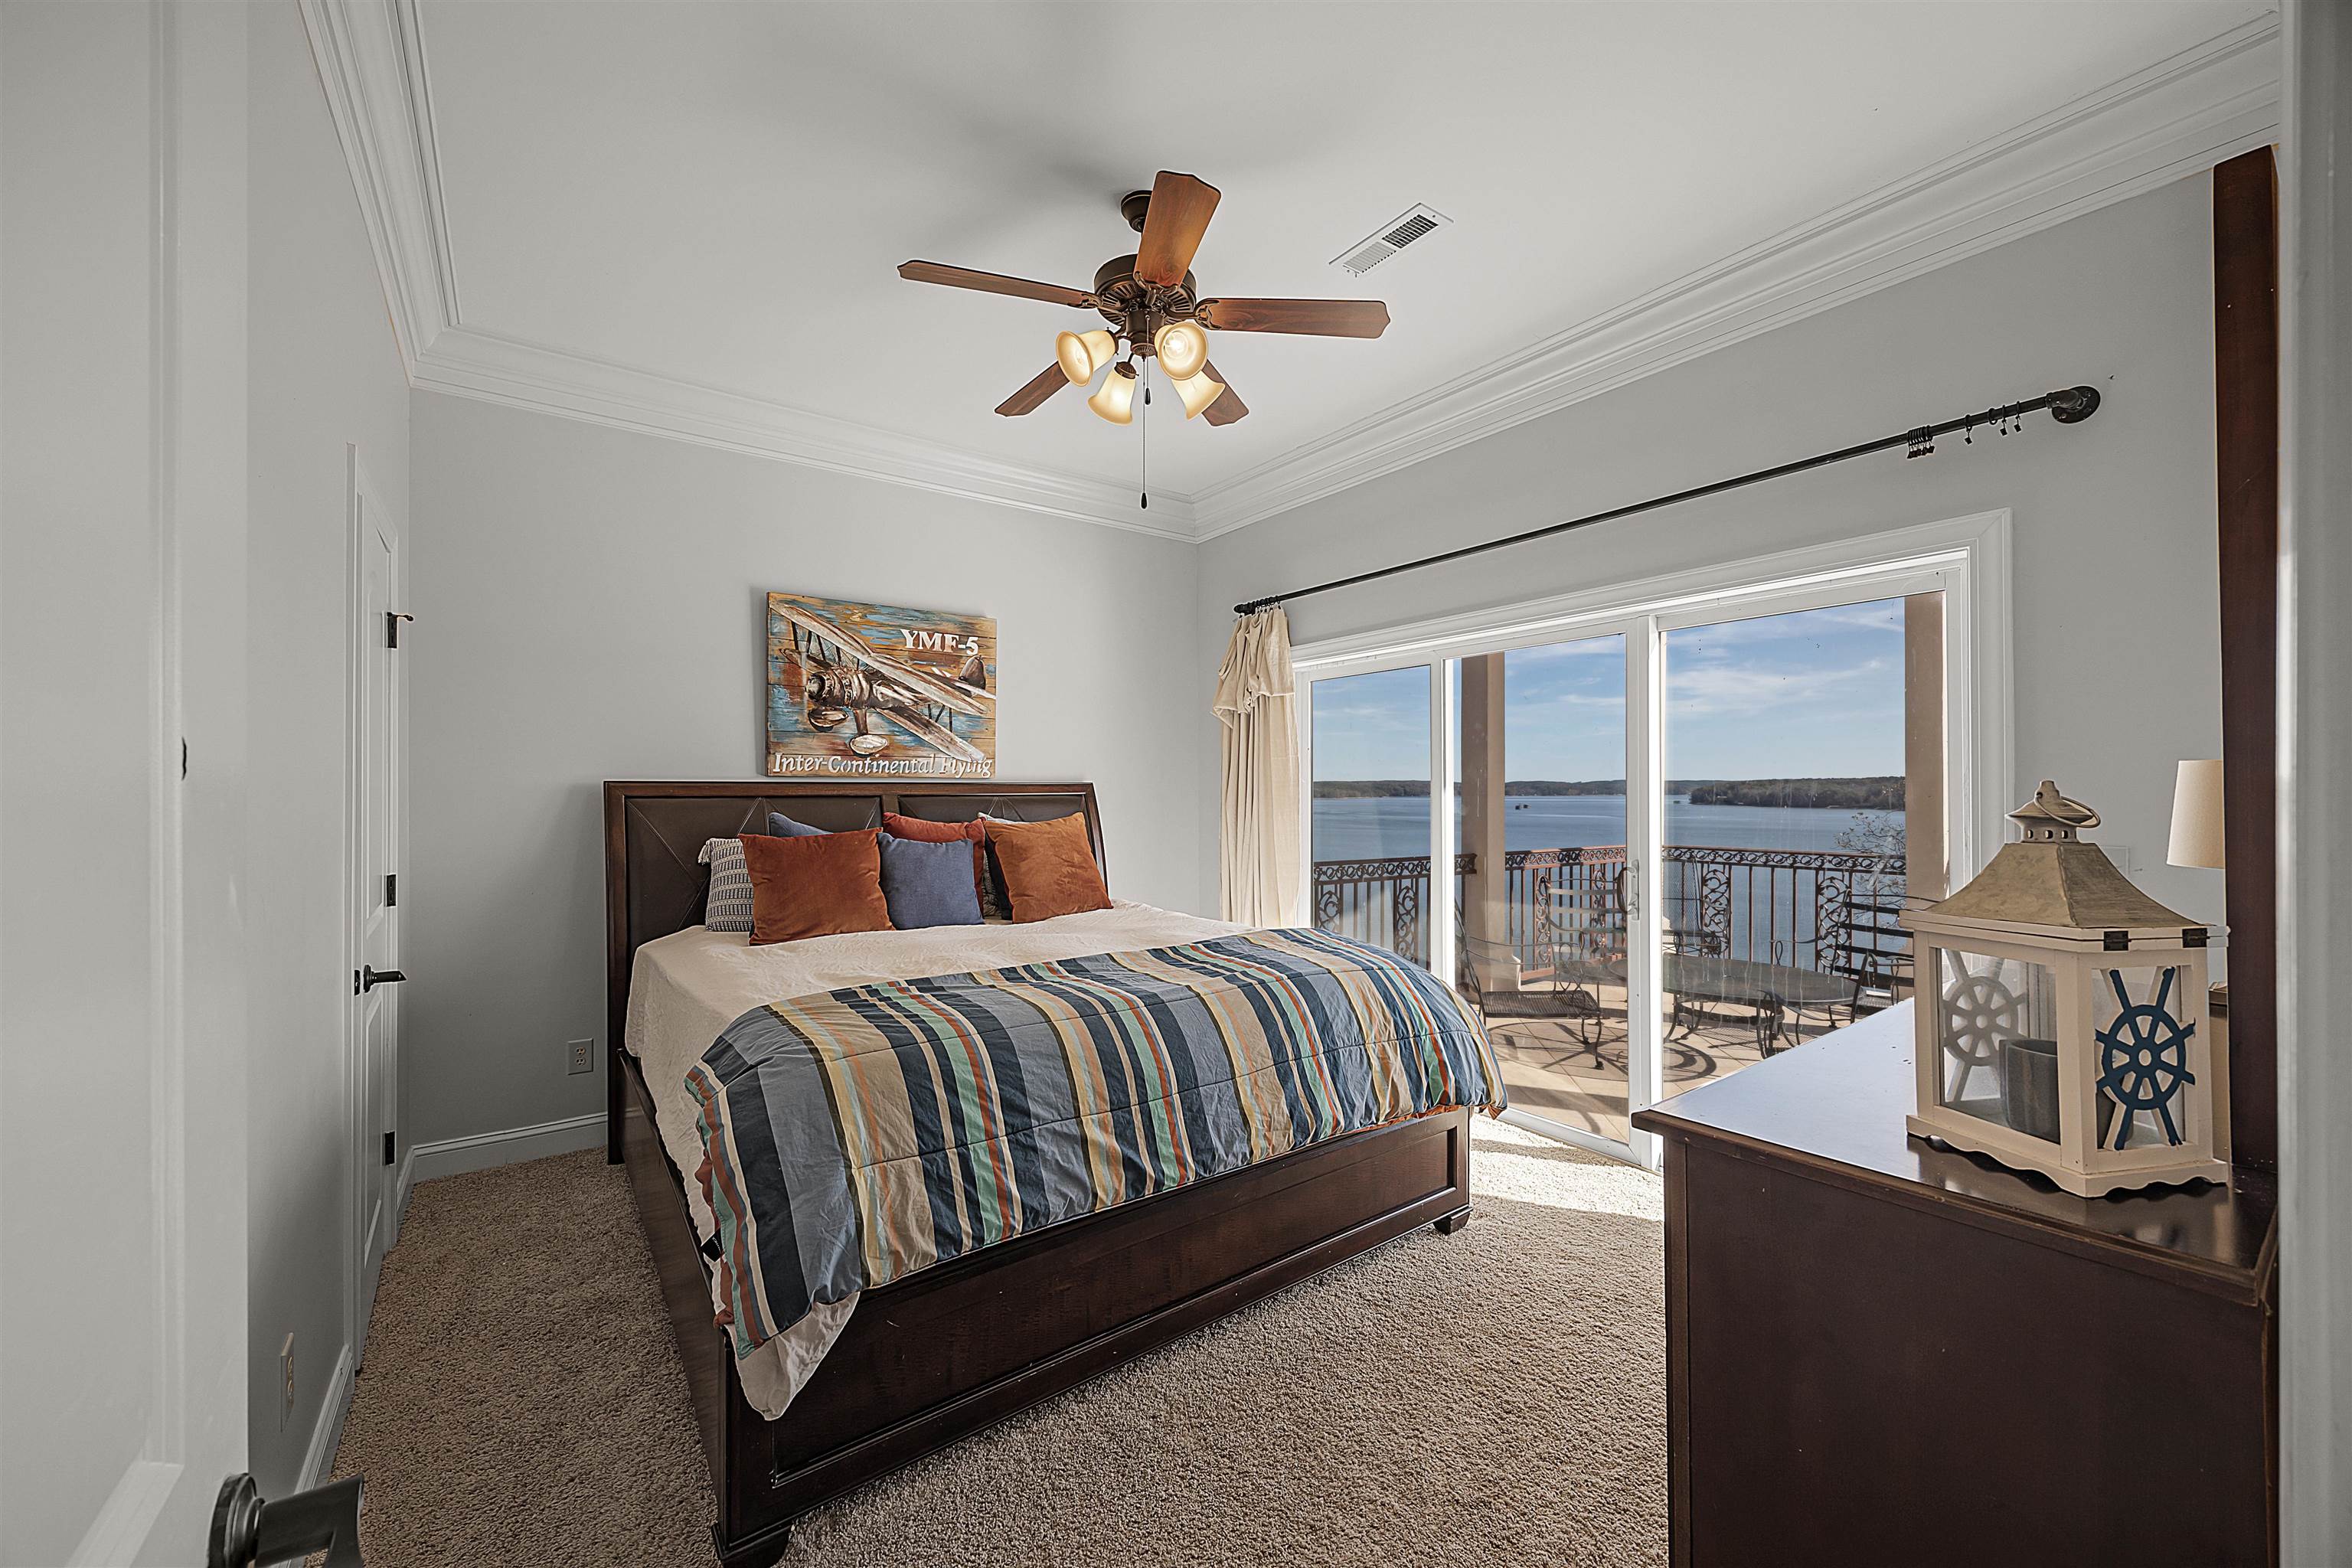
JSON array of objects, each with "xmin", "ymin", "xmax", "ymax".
[
  {"xmin": 210, "ymin": 1472, "xmax": 364, "ymax": 1567},
  {"xmin": 361, "ymin": 965, "xmax": 406, "ymax": 991}
]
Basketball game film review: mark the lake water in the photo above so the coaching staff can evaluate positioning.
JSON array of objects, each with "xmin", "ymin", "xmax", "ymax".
[{"xmin": 1312, "ymin": 795, "xmax": 1901, "ymax": 861}]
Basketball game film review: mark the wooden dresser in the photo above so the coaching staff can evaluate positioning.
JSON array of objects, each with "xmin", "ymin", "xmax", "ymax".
[{"xmin": 1632, "ymin": 1004, "xmax": 2276, "ymax": 1567}]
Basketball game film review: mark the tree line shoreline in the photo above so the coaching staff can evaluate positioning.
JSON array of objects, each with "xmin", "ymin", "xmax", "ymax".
[{"xmin": 1313, "ymin": 776, "xmax": 1906, "ymax": 810}]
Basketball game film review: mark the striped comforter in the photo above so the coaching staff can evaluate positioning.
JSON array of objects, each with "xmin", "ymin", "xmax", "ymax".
[{"xmin": 685, "ymin": 927, "xmax": 1504, "ymax": 1357}]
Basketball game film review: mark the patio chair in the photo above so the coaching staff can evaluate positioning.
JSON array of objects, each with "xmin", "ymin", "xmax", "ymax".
[{"xmin": 1818, "ymin": 888, "xmax": 1916, "ymax": 1031}]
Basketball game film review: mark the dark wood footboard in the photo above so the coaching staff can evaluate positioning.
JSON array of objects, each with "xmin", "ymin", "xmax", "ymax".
[
  {"xmin": 619, "ymin": 1050, "xmax": 1471, "ymax": 1568},
  {"xmin": 604, "ymin": 782, "xmax": 1479, "ymax": 1567}
]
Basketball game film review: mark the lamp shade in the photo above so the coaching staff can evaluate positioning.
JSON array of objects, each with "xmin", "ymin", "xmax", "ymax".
[
  {"xmin": 1087, "ymin": 361, "xmax": 1137, "ymax": 424},
  {"xmin": 1171, "ymin": 368, "xmax": 1227, "ymax": 419},
  {"xmin": 1056, "ymin": 329, "xmax": 1118, "ymax": 387},
  {"xmin": 1154, "ymin": 320, "xmax": 1210, "ymax": 381},
  {"xmin": 2167, "ymin": 759, "xmax": 2226, "ymax": 868}
]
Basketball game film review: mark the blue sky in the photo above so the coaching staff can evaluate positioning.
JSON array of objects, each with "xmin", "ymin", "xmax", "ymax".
[{"xmin": 1311, "ymin": 597, "xmax": 1908, "ymax": 781}]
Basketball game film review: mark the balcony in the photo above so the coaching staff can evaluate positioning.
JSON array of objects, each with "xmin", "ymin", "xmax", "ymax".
[{"xmin": 1312, "ymin": 844, "xmax": 1910, "ymax": 1144}]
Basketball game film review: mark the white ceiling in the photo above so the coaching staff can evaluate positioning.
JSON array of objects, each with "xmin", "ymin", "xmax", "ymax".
[{"xmin": 361, "ymin": 1, "xmax": 2276, "ymax": 535}]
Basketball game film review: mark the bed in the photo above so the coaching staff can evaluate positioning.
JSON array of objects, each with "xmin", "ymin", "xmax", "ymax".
[{"xmin": 606, "ymin": 780, "xmax": 1481, "ymax": 1568}]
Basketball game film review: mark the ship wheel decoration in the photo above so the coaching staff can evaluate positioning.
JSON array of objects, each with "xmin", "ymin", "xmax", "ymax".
[
  {"xmin": 1940, "ymin": 969, "xmax": 2023, "ymax": 1096},
  {"xmin": 2096, "ymin": 968, "xmax": 2196, "ymax": 1149}
]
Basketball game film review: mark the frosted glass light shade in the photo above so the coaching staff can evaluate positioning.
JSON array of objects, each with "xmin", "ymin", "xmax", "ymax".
[
  {"xmin": 1155, "ymin": 320, "xmax": 1210, "ymax": 381},
  {"xmin": 1172, "ymin": 368, "xmax": 1227, "ymax": 419},
  {"xmin": 1087, "ymin": 362, "xmax": 1138, "ymax": 424},
  {"xmin": 1056, "ymin": 329, "xmax": 1118, "ymax": 386},
  {"xmin": 2167, "ymin": 759, "xmax": 2226, "ymax": 868}
]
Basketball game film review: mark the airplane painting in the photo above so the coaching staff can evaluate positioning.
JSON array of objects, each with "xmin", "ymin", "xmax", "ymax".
[{"xmin": 764, "ymin": 592, "xmax": 996, "ymax": 778}]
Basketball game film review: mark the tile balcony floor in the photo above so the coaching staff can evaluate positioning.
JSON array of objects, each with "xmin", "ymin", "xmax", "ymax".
[{"xmin": 1484, "ymin": 986, "xmax": 1851, "ymax": 1147}]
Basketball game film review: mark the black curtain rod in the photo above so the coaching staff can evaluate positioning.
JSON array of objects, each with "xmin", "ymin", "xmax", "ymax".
[{"xmin": 1232, "ymin": 384, "xmax": 2103, "ymax": 617}]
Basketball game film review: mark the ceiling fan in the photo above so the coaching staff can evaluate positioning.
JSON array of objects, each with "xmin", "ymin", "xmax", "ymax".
[{"xmin": 897, "ymin": 170, "xmax": 1390, "ymax": 429}]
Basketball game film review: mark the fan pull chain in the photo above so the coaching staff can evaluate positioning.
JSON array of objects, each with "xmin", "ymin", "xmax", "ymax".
[{"xmin": 1139, "ymin": 382, "xmax": 1152, "ymax": 510}]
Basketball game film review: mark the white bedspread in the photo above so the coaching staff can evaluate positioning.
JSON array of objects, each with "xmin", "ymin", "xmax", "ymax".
[{"xmin": 622, "ymin": 900, "xmax": 1250, "ymax": 1417}]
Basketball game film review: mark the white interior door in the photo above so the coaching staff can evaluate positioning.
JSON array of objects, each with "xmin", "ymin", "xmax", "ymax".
[{"xmin": 351, "ymin": 456, "xmax": 403, "ymax": 1357}]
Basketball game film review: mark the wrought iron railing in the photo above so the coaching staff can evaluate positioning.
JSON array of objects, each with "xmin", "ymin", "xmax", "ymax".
[{"xmin": 1310, "ymin": 844, "xmax": 1907, "ymax": 980}]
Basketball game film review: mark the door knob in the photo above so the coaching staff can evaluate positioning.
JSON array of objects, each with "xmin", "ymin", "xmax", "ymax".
[
  {"xmin": 209, "ymin": 1472, "xmax": 364, "ymax": 1567},
  {"xmin": 361, "ymin": 965, "xmax": 407, "ymax": 991}
]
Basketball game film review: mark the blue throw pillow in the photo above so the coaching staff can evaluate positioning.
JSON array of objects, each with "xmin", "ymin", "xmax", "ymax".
[
  {"xmin": 769, "ymin": 811, "xmax": 826, "ymax": 838},
  {"xmin": 877, "ymin": 833, "xmax": 983, "ymax": 929}
]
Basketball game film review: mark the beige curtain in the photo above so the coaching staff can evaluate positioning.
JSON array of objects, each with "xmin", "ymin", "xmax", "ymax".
[{"xmin": 1214, "ymin": 608, "xmax": 1304, "ymax": 926}]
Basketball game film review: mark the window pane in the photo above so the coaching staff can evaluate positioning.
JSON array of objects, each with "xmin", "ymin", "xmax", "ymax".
[
  {"xmin": 1309, "ymin": 667, "xmax": 1431, "ymax": 962},
  {"xmin": 1659, "ymin": 596, "xmax": 1919, "ymax": 1089},
  {"xmin": 1456, "ymin": 635, "xmax": 1631, "ymax": 1145}
]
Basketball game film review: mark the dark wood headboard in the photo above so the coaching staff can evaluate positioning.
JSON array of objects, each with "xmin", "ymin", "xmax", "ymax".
[{"xmin": 599, "ymin": 779, "xmax": 1103, "ymax": 1157}]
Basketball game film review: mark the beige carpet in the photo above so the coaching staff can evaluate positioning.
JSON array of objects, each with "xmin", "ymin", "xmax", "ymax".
[{"xmin": 333, "ymin": 1120, "xmax": 1666, "ymax": 1567}]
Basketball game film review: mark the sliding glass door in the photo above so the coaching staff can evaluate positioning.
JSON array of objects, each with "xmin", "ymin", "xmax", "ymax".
[
  {"xmin": 1656, "ymin": 596, "xmax": 1924, "ymax": 1101},
  {"xmin": 1298, "ymin": 554, "xmax": 1965, "ymax": 1166},
  {"xmin": 1454, "ymin": 635, "xmax": 1647, "ymax": 1145}
]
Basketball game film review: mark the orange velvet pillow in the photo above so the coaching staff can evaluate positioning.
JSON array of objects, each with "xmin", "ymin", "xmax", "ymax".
[
  {"xmin": 880, "ymin": 812, "xmax": 989, "ymax": 911},
  {"xmin": 740, "ymin": 828, "xmax": 892, "ymax": 944},
  {"xmin": 984, "ymin": 812, "xmax": 1110, "ymax": 923}
]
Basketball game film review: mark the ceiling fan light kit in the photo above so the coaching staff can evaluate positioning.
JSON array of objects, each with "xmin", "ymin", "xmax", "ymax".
[
  {"xmin": 1154, "ymin": 319, "xmax": 1210, "ymax": 381},
  {"xmin": 1087, "ymin": 361, "xmax": 1139, "ymax": 425},
  {"xmin": 897, "ymin": 169, "xmax": 1392, "ymax": 430},
  {"xmin": 1172, "ymin": 368, "xmax": 1226, "ymax": 420},
  {"xmin": 1055, "ymin": 328, "xmax": 1118, "ymax": 387}
]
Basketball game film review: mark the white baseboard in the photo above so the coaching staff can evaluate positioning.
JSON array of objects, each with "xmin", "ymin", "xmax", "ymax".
[
  {"xmin": 298, "ymin": 1344, "xmax": 356, "ymax": 1491},
  {"xmin": 403, "ymin": 1111, "xmax": 604, "ymax": 1194},
  {"xmin": 394, "ymin": 1143, "xmax": 419, "ymax": 1231}
]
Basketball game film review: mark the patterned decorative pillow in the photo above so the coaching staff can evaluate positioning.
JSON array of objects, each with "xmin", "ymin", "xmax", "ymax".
[{"xmin": 697, "ymin": 837, "xmax": 756, "ymax": 933}]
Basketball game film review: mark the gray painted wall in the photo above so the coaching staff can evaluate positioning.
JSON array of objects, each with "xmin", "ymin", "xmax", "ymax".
[
  {"xmin": 2, "ymin": 6, "xmax": 181, "ymax": 1553},
  {"xmin": 244, "ymin": 0, "xmax": 412, "ymax": 1499},
  {"xmin": 1197, "ymin": 174, "xmax": 2230, "ymax": 932},
  {"xmin": 402, "ymin": 394, "xmax": 1204, "ymax": 1148}
]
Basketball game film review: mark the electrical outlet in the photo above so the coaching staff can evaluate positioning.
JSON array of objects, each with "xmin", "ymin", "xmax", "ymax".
[
  {"xmin": 280, "ymin": 1334, "xmax": 295, "ymax": 1430},
  {"xmin": 567, "ymin": 1037, "xmax": 593, "ymax": 1076}
]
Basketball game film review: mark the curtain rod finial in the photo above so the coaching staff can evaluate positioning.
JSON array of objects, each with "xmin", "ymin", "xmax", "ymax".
[{"xmin": 2048, "ymin": 385, "xmax": 2102, "ymax": 423}]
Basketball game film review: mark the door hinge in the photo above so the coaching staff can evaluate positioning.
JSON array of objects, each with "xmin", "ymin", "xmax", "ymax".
[
  {"xmin": 383, "ymin": 1130, "xmax": 396, "ymax": 1167},
  {"xmin": 386, "ymin": 611, "xmax": 413, "ymax": 648},
  {"xmin": 385, "ymin": 873, "xmax": 397, "ymax": 907}
]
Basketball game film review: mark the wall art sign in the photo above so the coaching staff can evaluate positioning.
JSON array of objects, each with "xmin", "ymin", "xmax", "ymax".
[{"xmin": 765, "ymin": 592, "xmax": 996, "ymax": 778}]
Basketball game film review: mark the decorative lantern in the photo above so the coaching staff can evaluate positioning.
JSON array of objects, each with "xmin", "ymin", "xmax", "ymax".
[{"xmin": 1902, "ymin": 781, "xmax": 2227, "ymax": 1197}]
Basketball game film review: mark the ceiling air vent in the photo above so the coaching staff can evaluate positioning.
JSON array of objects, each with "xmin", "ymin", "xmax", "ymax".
[{"xmin": 1331, "ymin": 204, "xmax": 1452, "ymax": 276}]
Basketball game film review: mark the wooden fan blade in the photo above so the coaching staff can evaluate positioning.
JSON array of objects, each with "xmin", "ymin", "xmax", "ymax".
[
  {"xmin": 1200, "ymin": 361, "xmax": 1248, "ymax": 426},
  {"xmin": 1197, "ymin": 297, "xmax": 1390, "ymax": 338},
  {"xmin": 1133, "ymin": 172, "xmax": 1220, "ymax": 287},
  {"xmin": 899, "ymin": 260, "xmax": 1094, "ymax": 309},
  {"xmin": 995, "ymin": 363, "xmax": 1068, "ymax": 416}
]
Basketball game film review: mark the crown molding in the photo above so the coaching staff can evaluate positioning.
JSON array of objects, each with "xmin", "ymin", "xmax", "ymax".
[
  {"xmin": 412, "ymin": 325, "xmax": 1200, "ymax": 538},
  {"xmin": 303, "ymin": 2, "xmax": 2277, "ymax": 547},
  {"xmin": 298, "ymin": 0, "xmax": 453, "ymax": 373},
  {"xmin": 298, "ymin": 0, "xmax": 1198, "ymax": 539},
  {"xmin": 1188, "ymin": 15, "xmax": 2282, "ymax": 541}
]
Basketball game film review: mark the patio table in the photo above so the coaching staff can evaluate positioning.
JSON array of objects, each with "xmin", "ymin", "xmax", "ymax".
[{"xmin": 1550, "ymin": 952, "xmax": 1852, "ymax": 1054}]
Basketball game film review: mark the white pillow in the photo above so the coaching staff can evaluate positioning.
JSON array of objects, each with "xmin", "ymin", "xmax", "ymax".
[{"xmin": 697, "ymin": 837, "xmax": 754, "ymax": 933}]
